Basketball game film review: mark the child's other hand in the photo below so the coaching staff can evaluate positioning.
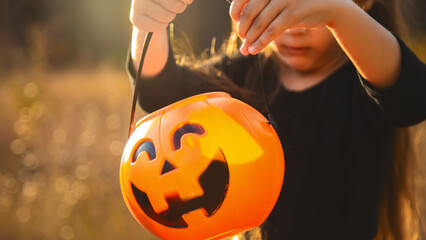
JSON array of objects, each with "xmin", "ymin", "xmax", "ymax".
[
  {"xmin": 130, "ymin": 0, "xmax": 193, "ymax": 32},
  {"xmin": 229, "ymin": 0, "xmax": 350, "ymax": 55}
]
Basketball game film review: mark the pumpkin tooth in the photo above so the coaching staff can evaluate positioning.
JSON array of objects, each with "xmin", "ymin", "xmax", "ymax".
[
  {"xmin": 178, "ymin": 178, "xmax": 204, "ymax": 202},
  {"xmin": 147, "ymin": 189, "xmax": 170, "ymax": 214}
]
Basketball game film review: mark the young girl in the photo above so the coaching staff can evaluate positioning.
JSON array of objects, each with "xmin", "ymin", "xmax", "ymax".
[{"xmin": 127, "ymin": 0, "xmax": 426, "ymax": 239}]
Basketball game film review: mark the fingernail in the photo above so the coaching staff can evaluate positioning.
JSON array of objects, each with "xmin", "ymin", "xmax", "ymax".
[
  {"xmin": 236, "ymin": 22, "xmax": 240, "ymax": 35},
  {"xmin": 239, "ymin": 39, "xmax": 248, "ymax": 55},
  {"xmin": 240, "ymin": 45, "xmax": 249, "ymax": 55},
  {"xmin": 248, "ymin": 45, "xmax": 257, "ymax": 55}
]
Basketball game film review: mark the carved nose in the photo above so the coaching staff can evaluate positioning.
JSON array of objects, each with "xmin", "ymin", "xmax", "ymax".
[{"xmin": 161, "ymin": 160, "xmax": 177, "ymax": 175}]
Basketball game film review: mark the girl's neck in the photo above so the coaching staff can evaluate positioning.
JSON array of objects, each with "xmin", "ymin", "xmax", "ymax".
[{"xmin": 279, "ymin": 56, "xmax": 349, "ymax": 92}]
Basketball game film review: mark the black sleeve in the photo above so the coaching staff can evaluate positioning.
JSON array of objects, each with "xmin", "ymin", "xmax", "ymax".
[
  {"xmin": 127, "ymin": 42, "xmax": 207, "ymax": 113},
  {"xmin": 360, "ymin": 36, "xmax": 426, "ymax": 127},
  {"xmin": 126, "ymin": 39, "xmax": 253, "ymax": 113}
]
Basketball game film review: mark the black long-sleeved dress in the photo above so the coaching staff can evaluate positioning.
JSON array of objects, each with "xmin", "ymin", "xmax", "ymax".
[{"xmin": 127, "ymin": 36, "xmax": 426, "ymax": 239}]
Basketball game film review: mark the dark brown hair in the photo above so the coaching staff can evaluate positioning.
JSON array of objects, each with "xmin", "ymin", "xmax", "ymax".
[{"xmin": 360, "ymin": 1, "xmax": 423, "ymax": 239}]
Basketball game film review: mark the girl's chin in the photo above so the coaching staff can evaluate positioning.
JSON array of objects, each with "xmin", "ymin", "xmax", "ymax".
[{"xmin": 280, "ymin": 56, "xmax": 317, "ymax": 73}]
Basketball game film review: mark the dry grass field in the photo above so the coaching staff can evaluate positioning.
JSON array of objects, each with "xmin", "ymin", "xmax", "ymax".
[{"xmin": 0, "ymin": 65, "xmax": 160, "ymax": 240}]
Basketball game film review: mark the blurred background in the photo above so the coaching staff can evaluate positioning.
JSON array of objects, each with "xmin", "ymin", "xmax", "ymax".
[
  {"xmin": 0, "ymin": 0, "xmax": 425, "ymax": 239},
  {"xmin": 0, "ymin": 0, "xmax": 230, "ymax": 239}
]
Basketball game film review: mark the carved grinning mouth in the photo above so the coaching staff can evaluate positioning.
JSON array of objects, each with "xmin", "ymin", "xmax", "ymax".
[{"xmin": 131, "ymin": 158, "xmax": 229, "ymax": 228}]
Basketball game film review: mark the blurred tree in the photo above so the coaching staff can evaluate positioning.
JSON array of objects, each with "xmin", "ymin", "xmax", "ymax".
[
  {"xmin": 0, "ymin": 0, "xmax": 47, "ymax": 47},
  {"xmin": 0, "ymin": 0, "xmax": 132, "ymax": 70},
  {"xmin": 0, "ymin": 0, "xmax": 49, "ymax": 69},
  {"xmin": 0, "ymin": 0, "xmax": 423, "ymax": 71},
  {"xmin": 0, "ymin": 0, "xmax": 232, "ymax": 71}
]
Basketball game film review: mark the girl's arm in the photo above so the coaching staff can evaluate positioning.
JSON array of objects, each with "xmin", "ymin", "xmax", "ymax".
[
  {"xmin": 230, "ymin": 0, "xmax": 401, "ymax": 89},
  {"xmin": 326, "ymin": 0, "xmax": 400, "ymax": 89},
  {"xmin": 129, "ymin": 0, "xmax": 193, "ymax": 77},
  {"xmin": 131, "ymin": 27, "xmax": 169, "ymax": 77}
]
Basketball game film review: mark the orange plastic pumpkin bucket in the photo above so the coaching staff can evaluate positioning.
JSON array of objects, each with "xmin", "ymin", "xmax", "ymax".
[{"xmin": 120, "ymin": 92, "xmax": 284, "ymax": 240}]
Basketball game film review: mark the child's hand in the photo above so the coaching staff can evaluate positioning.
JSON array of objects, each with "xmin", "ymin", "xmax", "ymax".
[
  {"xmin": 130, "ymin": 0, "xmax": 193, "ymax": 32},
  {"xmin": 229, "ymin": 0, "xmax": 350, "ymax": 55}
]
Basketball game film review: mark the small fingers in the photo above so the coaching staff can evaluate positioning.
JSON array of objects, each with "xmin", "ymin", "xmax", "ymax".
[
  {"xmin": 179, "ymin": 0, "xmax": 193, "ymax": 5},
  {"xmin": 242, "ymin": 1, "xmax": 284, "ymax": 51},
  {"xmin": 229, "ymin": 0, "xmax": 249, "ymax": 22},
  {"xmin": 248, "ymin": 11, "xmax": 292, "ymax": 54},
  {"xmin": 131, "ymin": 0, "xmax": 180, "ymax": 31},
  {"xmin": 132, "ymin": 14, "xmax": 169, "ymax": 32},
  {"xmin": 154, "ymin": 0, "xmax": 190, "ymax": 13},
  {"xmin": 235, "ymin": 0, "xmax": 270, "ymax": 39}
]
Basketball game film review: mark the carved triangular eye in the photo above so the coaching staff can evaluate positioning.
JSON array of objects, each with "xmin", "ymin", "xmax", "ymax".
[{"xmin": 133, "ymin": 140, "xmax": 156, "ymax": 163}]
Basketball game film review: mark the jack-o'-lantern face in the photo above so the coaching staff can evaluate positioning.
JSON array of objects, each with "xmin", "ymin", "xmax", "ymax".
[
  {"xmin": 120, "ymin": 92, "xmax": 284, "ymax": 240},
  {"xmin": 130, "ymin": 123, "xmax": 229, "ymax": 228}
]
